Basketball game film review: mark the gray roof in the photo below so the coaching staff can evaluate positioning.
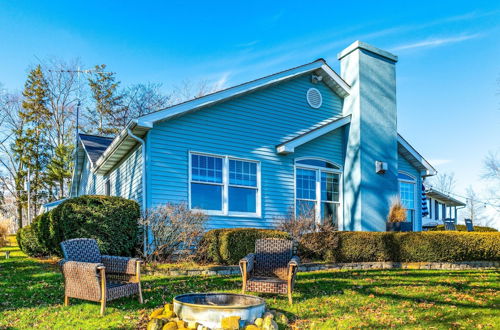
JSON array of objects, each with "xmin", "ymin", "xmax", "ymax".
[{"xmin": 79, "ymin": 134, "xmax": 114, "ymax": 165}]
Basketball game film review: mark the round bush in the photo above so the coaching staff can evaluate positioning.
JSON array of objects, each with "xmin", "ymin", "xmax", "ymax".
[
  {"xmin": 49, "ymin": 195, "xmax": 140, "ymax": 257},
  {"xmin": 17, "ymin": 221, "xmax": 47, "ymax": 257}
]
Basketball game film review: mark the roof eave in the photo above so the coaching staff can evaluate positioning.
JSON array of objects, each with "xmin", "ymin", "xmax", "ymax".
[
  {"xmin": 92, "ymin": 120, "xmax": 139, "ymax": 174},
  {"xmin": 276, "ymin": 115, "xmax": 351, "ymax": 154},
  {"xmin": 397, "ymin": 134, "xmax": 437, "ymax": 177}
]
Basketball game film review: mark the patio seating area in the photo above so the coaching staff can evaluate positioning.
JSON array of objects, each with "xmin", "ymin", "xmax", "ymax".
[{"xmin": 1, "ymin": 235, "xmax": 499, "ymax": 329}]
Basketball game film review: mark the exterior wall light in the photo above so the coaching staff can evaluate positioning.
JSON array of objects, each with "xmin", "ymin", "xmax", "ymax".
[{"xmin": 375, "ymin": 161, "xmax": 388, "ymax": 174}]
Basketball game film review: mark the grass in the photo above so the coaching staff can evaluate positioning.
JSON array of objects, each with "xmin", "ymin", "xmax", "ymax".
[{"xmin": 1, "ymin": 235, "xmax": 499, "ymax": 329}]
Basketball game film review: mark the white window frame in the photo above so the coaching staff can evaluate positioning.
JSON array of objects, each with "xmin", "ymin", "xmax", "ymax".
[
  {"xmin": 398, "ymin": 171, "xmax": 417, "ymax": 223},
  {"xmin": 188, "ymin": 151, "xmax": 261, "ymax": 218},
  {"xmin": 104, "ymin": 178, "xmax": 111, "ymax": 196},
  {"xmin": 294, "ymin": 157, "xmax": 343, "ymax": 226}
]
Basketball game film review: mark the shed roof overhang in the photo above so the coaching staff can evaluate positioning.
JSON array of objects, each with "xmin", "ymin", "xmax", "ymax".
[
  {"xmin": 276, "ymin": 115, "xmax": 351, "ymax": 154},
  {"xmin": 397, "ymin": 134, "xmax": 437, "ymax": 177},
  {"xmin": 425, "ymin": 188, "xmax": 466, "ymax": 207}
]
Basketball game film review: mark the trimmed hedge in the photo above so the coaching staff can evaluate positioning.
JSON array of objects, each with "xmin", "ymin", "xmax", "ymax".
[
  {"xmin": 196, "ymin": 228, "xmax": 290, "ymax": 264},
  {"xmin": 301, "ymin": 231, "xmax": 500, "ymax": 263},
  {"xmin": 17, "ymin": 195, "xmax": 140, "ymax": 257},
  {"xmin": 196, "ymin": 229, "xmax": 500, "ymax": 264},
  {"xmin": 432, "ymin": 224, "xmax": 497, "ymax": 232}
]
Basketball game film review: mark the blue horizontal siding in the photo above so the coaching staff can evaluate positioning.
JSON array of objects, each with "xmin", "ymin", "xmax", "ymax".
[
  {"xmin": 108, "ymin": 145, "xmax": 143, "ymax": 206},
  {"xmin": 76, "ymin": 145, "xmax": 143, "ymax": 206},
  {"xmin": 148, "ymin": 74, "xmax": 345, "ymax": 229}
]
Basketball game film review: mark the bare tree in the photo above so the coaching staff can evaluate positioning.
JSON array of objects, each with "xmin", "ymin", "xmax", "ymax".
[
  {"xmin": 121, "ymin": 83, "xmax": 170, "ymax": 120},
  {"xmin": 0, "ymin": 90, "xmax": 26, "ymax": 229},
  {"xmin": 169, "ymin": 80, "xmax": 219, "ymax": 106},
  {"xmin": 41, "ymin": 58, "xmax": 84, "ymax": 147},
  {"xmin": 482, "ymin": 151, "xmax": 499, "ymax": 181},
  {"xmin": 429, "ymin": 172, "xmax": 456, "ymax": 194},
  {"xmin": 464, "ymin": 186, "xmax": 485, "ymax": 225},
  {"xmin": 481, "ymin": 151, "xmax": 500, "ymax": 211}
]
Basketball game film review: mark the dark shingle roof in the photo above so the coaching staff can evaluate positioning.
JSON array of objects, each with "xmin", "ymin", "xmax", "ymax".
[{"xmin": 79, "ymin": 134, "xmax": 114, "ymax": 165}]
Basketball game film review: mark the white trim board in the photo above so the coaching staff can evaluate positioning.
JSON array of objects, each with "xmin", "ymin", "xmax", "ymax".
[{"xmin": 276, "ymin": 116, "xmax": 351, "ymax": 154}]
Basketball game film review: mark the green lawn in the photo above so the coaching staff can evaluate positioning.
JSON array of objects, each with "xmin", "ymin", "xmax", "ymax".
[{"xmin": 1, "ymin": 236, "xmax": 499, "ymax": 329}]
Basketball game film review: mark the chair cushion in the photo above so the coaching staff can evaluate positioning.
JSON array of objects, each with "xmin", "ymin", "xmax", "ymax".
[
  {"xmin": 247, "ymin": 276, "xmax": 288, "ymax": 294},
  {"xmin": 60, "ymin": 238, "xmax": 102, "ymax": 263},
  {"xmin": 106, "ymin": 282, "xmax": 139, "ymax": 301}
]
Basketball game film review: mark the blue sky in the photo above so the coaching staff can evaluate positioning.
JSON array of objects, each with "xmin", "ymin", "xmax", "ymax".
[{"xmin": 0, "ymin": 1, "xmax": 499, "ymax": 220}]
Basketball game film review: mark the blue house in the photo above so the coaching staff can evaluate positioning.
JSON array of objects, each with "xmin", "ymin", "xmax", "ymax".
[{"xmin": 70, "ymin": 41, "xmax": 436, "ymax": 232}]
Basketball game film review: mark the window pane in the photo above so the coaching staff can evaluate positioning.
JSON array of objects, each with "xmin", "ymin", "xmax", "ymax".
[
  {"xmin": 406, "ymin": 209, "xmax": 414, "ymax": 222},
  {"xmin": 191, "ymin": 183, "xmax": 222, "ymax": 211},
  {"xmin": 296, "ymin": 200, "xmax": 315, "ymax": 218},
  {"xmin": 399, "ymin": 181, "xmax": 415, "ymax": 209},
  {"xmin": 321, "ymin": 202, "xmax": 338, "ymax": 226},
  {"xmin": 229, "ymin": 159, "xmax": 257, "ymax": 187},
  {"xmin": 191, "ymin": 154, "xmax": 223, "ymax": 183},
  {"xmin": 296, "ymin": 159, "xmax": 340, "ymax": 169},
  {"xmin": 228, "ymin": 187, "xmax": 256, "ymax": 212},
  {"xmin": 296, "ymin": 168, "xmax": 316, "ymax": 199},
  {"xmin": 321, "ymin": 172, "xmax": 339, "ymax": 202}
]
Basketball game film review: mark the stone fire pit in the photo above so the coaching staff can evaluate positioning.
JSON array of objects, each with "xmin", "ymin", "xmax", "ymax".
[{"xmin": 173, "ymin": 293, "xmax": 266, "ymax": 329}]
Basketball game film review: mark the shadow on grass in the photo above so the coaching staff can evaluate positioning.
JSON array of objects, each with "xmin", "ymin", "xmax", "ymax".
[{"xmin": 1, "ymin": 250, "xmax": 498, "ymax": 329}]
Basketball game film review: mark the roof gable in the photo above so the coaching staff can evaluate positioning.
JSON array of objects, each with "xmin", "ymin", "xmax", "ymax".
[
  {"xmin": 79, "ymin": 134, "xmax": 114, "ymax": 165},
  {"xmin": 134, "ymin": 59, "xmax": 350, "ymax": 128}
]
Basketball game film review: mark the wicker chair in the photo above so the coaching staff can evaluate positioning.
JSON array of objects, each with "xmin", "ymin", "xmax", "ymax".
[
  {"xmin": 59, "ymin": 238, "xmax": 143, "ymax": 315},
  {"xmin": 239, "ymin": 238, "xmax": 300, "ymax": 304}
]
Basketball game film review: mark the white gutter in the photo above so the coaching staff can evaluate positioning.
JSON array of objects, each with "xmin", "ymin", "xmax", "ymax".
[{"xmin": 127, "ymin": 128, "xmax": 147, "ymax": 255}]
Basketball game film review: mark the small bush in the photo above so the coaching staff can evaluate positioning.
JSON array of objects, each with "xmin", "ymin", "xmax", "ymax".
[
  {"xmin": 196, "ymin": 228, "xmax": 290, "ymax": 264},
  {"xmin": 299, "ymin": 224, "xmax": 339, "ymax": 262},
  {"xmin": 276, "ymin": 208, "xmax": 316, "ymax": 241},
  {"xmin": 387, "ymin": 198, "xmax": 406, "ymax": 223},
  {"xmin": 432, "ymin": 224, "xmax": 497, "ymax": 232},
  {"xmin": 16, "ymin": 221, "xmax": 47, "ymax": 257},
  {"xmin": 141, "ymin": 203, "xmax": 207, "ymax": 262},
  {"xmin": 0, "ymin": 221, "xmax": 9, "ymax": 248}
]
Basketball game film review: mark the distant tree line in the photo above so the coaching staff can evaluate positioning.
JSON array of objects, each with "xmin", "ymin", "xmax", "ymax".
[{"xmin": 0, "ymin": 58, "xmax": 219, "ymax": 229}]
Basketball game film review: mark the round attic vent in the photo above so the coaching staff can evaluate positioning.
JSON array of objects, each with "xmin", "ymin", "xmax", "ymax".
[{"xmin": 306, "ymin": 88, "xmax": 322, "ymax": 108}]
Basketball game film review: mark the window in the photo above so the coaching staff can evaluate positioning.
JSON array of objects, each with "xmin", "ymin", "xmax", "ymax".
[
  {"xmin": 105, "ymin": 179, "xmax": 111, "ymax": 196},
  {"xmin": 434, "ymin": 200, "xmax": 439, "ymax": 220},
  {"xmin": 190, "ymin": 154, "xmax": 223, "ymax": 211},
  {"xmin": 228, "ymin": 159, "xmax": 257, "ymax": 213},
  {"xmin": 398, "ymin": 172, "xmax": 416, "ymax": 223},
  {"xmin": 295, "ymin": 158, "xmax": 342, "ymax": 226},
  {"xmin": 190, "ymin": 153, "xmax": 260, "ymax": 216}
]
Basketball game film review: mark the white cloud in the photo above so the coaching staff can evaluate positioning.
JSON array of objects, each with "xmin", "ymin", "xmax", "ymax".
[
  {"xmin": 391, "ymin": 34, "xmax": 480, "ymax": 51},
  {"xmin": 213, "ymin": 72, "xmax": 230, "ymax": 91}
]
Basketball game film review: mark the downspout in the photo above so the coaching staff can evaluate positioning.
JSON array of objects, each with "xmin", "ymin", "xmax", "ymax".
[{"xmin": 127, "ymin": 128, "xmax": 147, "ymax": 255}]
